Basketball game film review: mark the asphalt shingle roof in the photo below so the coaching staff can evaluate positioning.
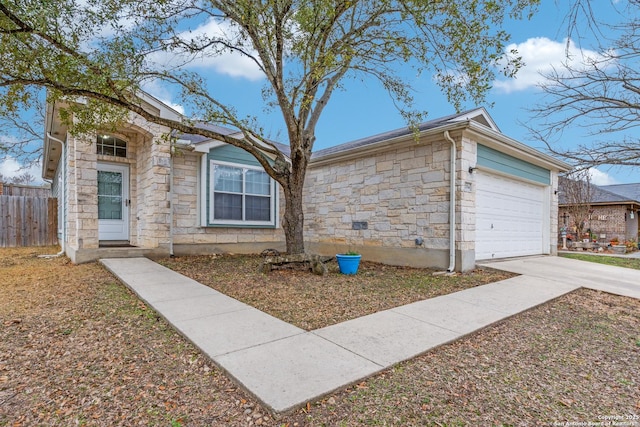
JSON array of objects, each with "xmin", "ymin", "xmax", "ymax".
[
  {"xmin": 176, "ymin": 122, "xmax": 290, "ymax": 156},
  {"xmin": 311, "ymin": 108, "xmax": 489, "ymax": 159},
  {"xmin": 599, "ymin": 183, "xmax": 640, "ymax": 202},
  {"xmin": 559, "ymin": 178, "xmax": 640, "ymax": 205}
]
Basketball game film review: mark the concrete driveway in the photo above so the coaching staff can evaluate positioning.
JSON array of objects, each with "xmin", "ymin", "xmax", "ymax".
[{"xmin": 480, "ymin": 255, "xmax": 640, "ymax": 300}]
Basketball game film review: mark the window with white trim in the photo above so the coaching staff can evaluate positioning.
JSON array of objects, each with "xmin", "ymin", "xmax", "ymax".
[
  {"xmin": 209, "ymin": 161, "xmax": 277, "ymax": 226},
  {"xmin": 96, "ymin": 134, "xmax": 127, "ymax": 157}
]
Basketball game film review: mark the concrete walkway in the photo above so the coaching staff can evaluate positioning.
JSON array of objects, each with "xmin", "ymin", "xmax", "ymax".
[{"xmin": 100, "ymin": 255, "xmax": 640, "ymax": 413}]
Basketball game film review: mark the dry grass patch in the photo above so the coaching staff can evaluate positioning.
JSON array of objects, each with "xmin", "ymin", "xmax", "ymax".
[
  {"xmin": 0, "ymin": 247, "xmax": 269, "ymax": 426},
  {"xmin": 286, "ymin": 288, "xmax": 640, "ymax": 426},
  {"xmin": 159, "ymin": 254, "xmax": 514, "ymax": 330},
  {"xmin": 2, "ymin": 248, "xmax": 638, "ymax": 426}
]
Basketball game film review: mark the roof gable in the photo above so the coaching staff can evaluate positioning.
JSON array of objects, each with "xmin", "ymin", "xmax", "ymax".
[{"xmin": 445, "ymin": 107, "xmax": 500, "ymax": 132}]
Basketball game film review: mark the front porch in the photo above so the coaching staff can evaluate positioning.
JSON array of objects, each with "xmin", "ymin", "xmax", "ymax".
[{"xmin": 67, "ymin": 244, "xmax": 170, "ymax": 264}]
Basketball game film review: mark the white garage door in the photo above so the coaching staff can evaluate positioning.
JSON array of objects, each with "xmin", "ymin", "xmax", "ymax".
[{"xmin": 476, "ymin": 170, "xmax": 546, "ymax": 260}]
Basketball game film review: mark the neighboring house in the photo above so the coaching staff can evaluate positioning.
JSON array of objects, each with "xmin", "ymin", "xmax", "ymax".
[
  {"xmin": 558, "ymin": 180, "xmax": 640, "ymax": 243},
  {"xmin": 42, "ymin": 94, "xmax": 570, "ymax": 271}
]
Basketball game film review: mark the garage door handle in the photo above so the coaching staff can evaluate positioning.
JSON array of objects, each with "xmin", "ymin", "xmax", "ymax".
[{"xmin": 491, "ymin": 224, "xmax": 494, "ymax": 229}]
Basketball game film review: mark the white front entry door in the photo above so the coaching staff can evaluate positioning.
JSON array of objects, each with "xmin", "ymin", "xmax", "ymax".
[{"xmin": 98, "ymin": 163, "xmax": 130, "ymax": 241}]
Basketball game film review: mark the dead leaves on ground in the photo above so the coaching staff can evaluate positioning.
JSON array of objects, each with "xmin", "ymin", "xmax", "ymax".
[
  {"xmin": 161, "ymin": 254, "xmax": 514, "ymax": 330},
  {"xmin": 2, "ymin": 248, "xmax": 639, "ymax": 426},
  {"xmin": 0, "ymin": 248, "xmax": 262, "ymax": 426}
]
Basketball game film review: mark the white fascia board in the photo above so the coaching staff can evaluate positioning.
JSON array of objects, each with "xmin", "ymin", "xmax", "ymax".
[
  {"xmin": 136, "ymin": 91, "xmax": 183, "ymax": 121},
  {"xmin": 193, "ymin": 139, "xmax": 227, "ymax": 153},
  {"xmin": 42, "ymin": 101, "xmax": 68, "ymax": 180}
]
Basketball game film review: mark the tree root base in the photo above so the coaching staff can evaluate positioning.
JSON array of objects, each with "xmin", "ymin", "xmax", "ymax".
[{"xmin": 260, "ymin": 251, "xmax": 333, "ymax": 275}]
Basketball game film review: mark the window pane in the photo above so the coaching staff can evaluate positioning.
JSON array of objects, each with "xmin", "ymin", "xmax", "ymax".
[
  {"xmin": 96, "ymin": 135, "xmax": 127, "ymax": 158},
  {"xmin": 98, "ymin": 171, "xmax": 122, "ymax": 195},
  {"xmin": 214, "ymin": 165, "xmax": 242, "ymax": 193},
  {"xmin": 245, "ymin": 169, "xmax": 270, "ymax": 195},
  {"xmin": 214, "ymin": 193, "xmax": 242, "ymax": 220},
  {"xmin": 246, "ymin": 195, "xmax": 271, "ymax": 221},
  {"xmin": 98, "ymin": 196, "xmax": 122, "ymax": 219},
  {"xmin": 210, "ymin": 162, "xmax": 275, "ymax": 224},
  {"xmin": 97, "ymin": 171, "xmax": 122, "ymax": 220}
]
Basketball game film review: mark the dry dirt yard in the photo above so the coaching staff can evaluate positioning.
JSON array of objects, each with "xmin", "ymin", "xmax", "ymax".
[{"xmin": 1, "ymin": 247, "xmax": 639, "ymax": 426}]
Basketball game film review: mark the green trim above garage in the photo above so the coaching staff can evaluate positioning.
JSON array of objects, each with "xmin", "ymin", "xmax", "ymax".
[{"xmin": 477, "ymin": 144, "xmax": 550, "ymax": 185}]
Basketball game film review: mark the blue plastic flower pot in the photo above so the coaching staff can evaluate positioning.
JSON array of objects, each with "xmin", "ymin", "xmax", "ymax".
[{"xmin": 336, "ymin": 254, "xmax": 361, "ymax": 275}]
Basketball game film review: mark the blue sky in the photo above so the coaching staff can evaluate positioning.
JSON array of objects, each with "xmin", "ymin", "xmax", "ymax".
[
  {"xmin": 2, "ymin": 1, "xmax": 637, "ymax": 185},
  {"xmin": 145, "ymin": 0, "xmax": 635, "ymax": 185}
]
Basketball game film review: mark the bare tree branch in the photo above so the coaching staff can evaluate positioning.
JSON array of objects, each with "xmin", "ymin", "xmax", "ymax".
[{"xmin": 528, "ymin": 0, "xmax": 640, "ymax": 170}]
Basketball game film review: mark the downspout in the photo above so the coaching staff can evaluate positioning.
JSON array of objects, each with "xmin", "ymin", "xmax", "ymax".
[
  {"xmin": 443, "ymin": 131, "xmax": 456, "ymax": 272},
  {"xmin": 169, "ymin": 143, "xmax": 175, "ymax": 257},
  {"xmin": 40, "ymin": 132, "xmax": 66, "ymax": 258}
]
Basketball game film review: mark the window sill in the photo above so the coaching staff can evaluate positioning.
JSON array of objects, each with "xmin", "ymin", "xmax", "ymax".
[{"xmin": 205, "ymin": 223, "xmax": 277, "ymax": 229}]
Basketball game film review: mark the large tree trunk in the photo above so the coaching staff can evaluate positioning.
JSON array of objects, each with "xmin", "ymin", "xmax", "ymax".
[
  {"xmin": 282, "ymin": 180, "xmax": 306, "ymax": 254},
  {"xmin": 283, "ymin": 159, "xmax": 305, "ymax": 255},
  {"xmin": 281, "ymin": 137, "xmax": 310, "ymax": 255}
]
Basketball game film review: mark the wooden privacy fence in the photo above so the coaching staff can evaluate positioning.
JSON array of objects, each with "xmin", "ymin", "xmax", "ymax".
[{"xmin": 0, "ymin": 195, "xmax": 58, "ymax": 247}]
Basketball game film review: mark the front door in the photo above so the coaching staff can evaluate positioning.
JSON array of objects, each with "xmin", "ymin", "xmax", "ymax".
[{"xmin": 98, "ymin": 163, "xmax": 130, "ymax": 241}]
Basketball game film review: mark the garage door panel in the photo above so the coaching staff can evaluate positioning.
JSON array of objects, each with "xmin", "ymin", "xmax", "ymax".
[{"xmin": 476, "ymin": 171, "xmax": 545, "ymax": 260}]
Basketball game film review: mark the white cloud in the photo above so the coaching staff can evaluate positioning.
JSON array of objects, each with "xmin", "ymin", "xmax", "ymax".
[
  {"xmin": 494, "ymin": 37, "xmax": 611, "ymax": 93},
  {"xmin": 150, "ymin": 18, "xmax": 264, "ymax": 81},
  {"xmin": 162, "ymin": 99, "xmax": 185, "ymax": 115},
  {"xmin": 588, "ymin": 168, "xmax": 619, "ymax": 186},
  {"xmin": 0, "ymin": 134, "xmax": 18, "ymax": 146},
  {"xmin": 0, "ymin": 157, "xmax": 43, "ymax": 184},
  {"xmin": 140, "ymin": 79, "xmax": 185, "ymax": 115}
]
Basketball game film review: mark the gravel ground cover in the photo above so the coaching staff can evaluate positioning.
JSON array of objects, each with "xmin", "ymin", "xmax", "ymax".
[{"xmin": 1, "ymin": 247, "xmax": 638, "ymax": 426}]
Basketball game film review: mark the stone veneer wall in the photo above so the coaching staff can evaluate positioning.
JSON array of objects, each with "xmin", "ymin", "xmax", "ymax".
[
  {"xmin": 549, "ymin": 172, "xmax": 560, "ymax": 256},
  {"xmin": 65, "ymin": 132, "xmax": 99, "ymax": 254},
  {"xmin": 132, "ymin": 121, "xmax": 172, "ymax": 250},
  {"xmin": 170, "ymin": 151, "xmax": 286, "ymax": 255},
  {"xmin": 456, "ymin": 135, "xmax": 478, "ymax": 270},
  {"xmin": 303, "ymin": 132, "xmax": 477, "ymax": 271},
  {"xmin": 63, "ymin": 117, "xmax": 169, "ymax": 262}
]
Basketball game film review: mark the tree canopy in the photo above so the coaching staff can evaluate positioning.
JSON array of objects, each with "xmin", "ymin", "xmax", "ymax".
[
  {"xmin": 1, "ymin": 0, "xmax": 539, "ymax": 254},
  {"xmin": 530, "ymin": 0, "xmax": 640, "ymax": 169}
]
